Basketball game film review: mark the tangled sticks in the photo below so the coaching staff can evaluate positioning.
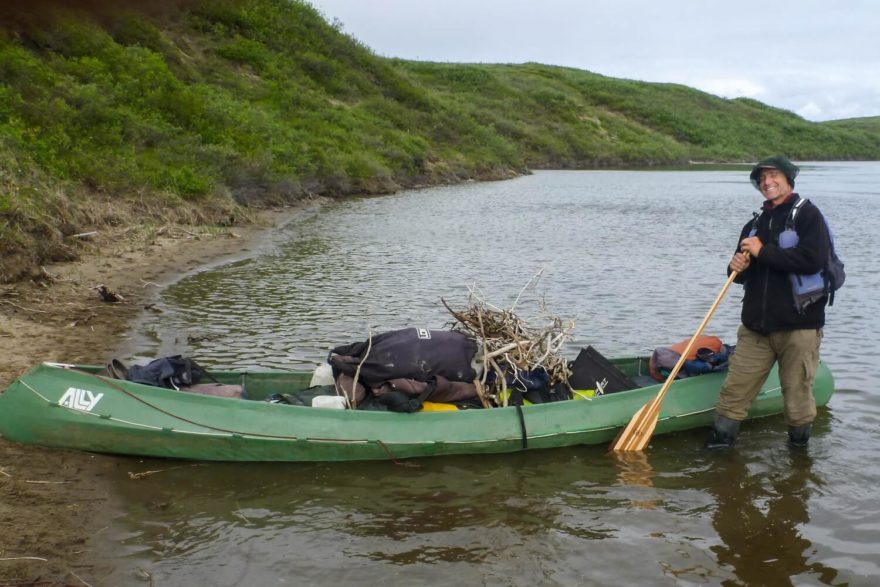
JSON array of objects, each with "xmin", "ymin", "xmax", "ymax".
[{"xmin": 442, "ymin": 281, "xmax": 574, "ymax": 407}]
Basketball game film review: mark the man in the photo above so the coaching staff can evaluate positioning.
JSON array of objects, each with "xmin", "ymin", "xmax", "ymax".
[{"xmin": 706, "ymin": 156, "xmax": 831, "ymax": 449}]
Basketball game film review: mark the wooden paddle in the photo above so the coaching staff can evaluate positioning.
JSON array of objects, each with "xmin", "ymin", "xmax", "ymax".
[{"xmin": 610, "ymin": 254, "xmax": 747, "ymax": 452}]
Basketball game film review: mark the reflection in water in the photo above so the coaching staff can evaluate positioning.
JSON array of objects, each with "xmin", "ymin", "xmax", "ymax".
[
  {"xmin": 608, "ymin": 450, "xmax": 664, "ymax": 510},
  {"xmin": 708, "ymin": 450, "xmax": 839, "ymax": 586},
  {"xmin": 112, "ymin": 455, "xmax": 589, "ymax": 582},
  {"xmin": 609, "ymin": 450, "xmax": 655, "ymax": 489},
  {"xmin": 103, "ymin": 438, "xmax": 868, "ymax": 586}
]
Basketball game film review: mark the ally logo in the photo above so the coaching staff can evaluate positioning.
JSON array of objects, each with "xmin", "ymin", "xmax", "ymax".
[{"xmin": 58, "ymin": 387, "xmax": 104, "ymax": 412}]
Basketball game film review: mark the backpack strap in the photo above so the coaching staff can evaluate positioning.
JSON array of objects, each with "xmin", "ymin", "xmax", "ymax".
[
  {"xmin": 747, "ymin": 210, "xmax": 767, "ymax": 240},
  {"xmin": 786, "ymin": 195, "xmax": 807, "ymax": 230}
]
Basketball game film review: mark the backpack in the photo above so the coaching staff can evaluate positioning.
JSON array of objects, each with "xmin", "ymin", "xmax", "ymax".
[
  {"xmin": 783, "ymin": 197, "xmax": 846, "ymax": 311},
  {"xmin": 568, "ymin": 346, "xmax": 635, "ymax": 394},
  {"xmin": 126, "ymin": 355, "xmax": 213, "ymax": 389},
  {"xmin": 648, "ymin": 335, "xmax": 733, "ymax": 382}
]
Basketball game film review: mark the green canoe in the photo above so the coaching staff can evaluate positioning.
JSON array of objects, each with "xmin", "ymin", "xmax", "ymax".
[{"xmin": 0, "ymin": 358, "xmax": 834, "ymax": 462}]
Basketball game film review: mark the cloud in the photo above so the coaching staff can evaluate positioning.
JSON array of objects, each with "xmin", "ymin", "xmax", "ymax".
[
  {"xmin": 686, "ymin": 78, "xmax": 766, "ymax": 100},
  {"xmin": 798, "ymin": 102, "xmax": 823, "ymax": 120}
]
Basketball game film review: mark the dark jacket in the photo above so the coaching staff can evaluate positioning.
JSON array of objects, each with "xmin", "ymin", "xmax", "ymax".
[
  {"xmin": 330, "ymin": 328, "xmax": 477, "ymax": 385},
  {"xmin": 733, "ymin": 194, "xmax": 830, "ymax": 333}
]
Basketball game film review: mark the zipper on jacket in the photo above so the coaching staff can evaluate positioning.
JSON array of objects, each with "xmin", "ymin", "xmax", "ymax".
[{"xmin": 759, "ymin": 216, "xmax": 773, "ymax": 332}]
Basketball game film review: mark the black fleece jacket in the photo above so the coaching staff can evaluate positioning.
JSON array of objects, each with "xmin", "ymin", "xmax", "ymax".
[{"xmin": 732, "ymin": 193, "xmax": 830, "ymax": 334}]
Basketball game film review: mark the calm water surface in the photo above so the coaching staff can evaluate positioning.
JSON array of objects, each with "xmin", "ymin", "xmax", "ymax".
[{"xmin": 103, "ymin": 163, "xmax": 879, "ymax": 586}]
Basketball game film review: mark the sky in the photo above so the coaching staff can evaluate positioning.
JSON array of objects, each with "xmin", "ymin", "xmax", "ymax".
[{"xmin": 307, "ymin": 0, "xmax": 879, "ymax": 122}]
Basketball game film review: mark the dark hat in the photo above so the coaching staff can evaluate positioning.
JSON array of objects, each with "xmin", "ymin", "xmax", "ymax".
[{"xmin": 750, "ymin": 156, "xmax": 799, "ymax": 190}]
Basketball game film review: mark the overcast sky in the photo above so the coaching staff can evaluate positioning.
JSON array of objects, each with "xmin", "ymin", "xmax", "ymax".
[{"xmin": 307, "ymin": 0, "xmax": 879, "ymax": 122}]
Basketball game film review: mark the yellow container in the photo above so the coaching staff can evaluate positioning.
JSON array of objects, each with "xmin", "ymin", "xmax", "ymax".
[
  {"xmin": 497, "ymin": 389, "xmax": 534, "ymax": 406},
  {"xmin": 421, "ymin": 401, "xmax": 459, "ymax": 412},
  {"xmin": 572, "ymin": 389, "xmax": 597, "ymax": 400}
]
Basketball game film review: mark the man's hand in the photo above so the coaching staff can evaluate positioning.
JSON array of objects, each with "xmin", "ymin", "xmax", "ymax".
[
  {"xmin": 739, "ymin": 236, "xmax": 763, "ymax": 258},
  {"xmin": 730, "ymin": 251, "xmax": 751, "ymax": 273}
]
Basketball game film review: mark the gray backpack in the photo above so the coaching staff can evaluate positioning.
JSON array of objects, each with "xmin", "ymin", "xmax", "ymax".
[{"xmin": 783, "ymin": 197, "xmax": 845, "ymax": 311}]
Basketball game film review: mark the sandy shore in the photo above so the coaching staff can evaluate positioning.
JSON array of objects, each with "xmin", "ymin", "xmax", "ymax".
[{"xmin": 0, "ymin": 204, "xmax": 317, "ymax": 585}]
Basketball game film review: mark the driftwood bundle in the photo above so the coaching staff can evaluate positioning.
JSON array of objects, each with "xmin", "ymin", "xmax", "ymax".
[{"xmin": 442, "ymin": 278, "xmax": 574, "ymax": 406}]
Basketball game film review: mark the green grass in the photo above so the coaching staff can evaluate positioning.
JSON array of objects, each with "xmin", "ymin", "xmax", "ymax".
[
  {"xmin": 1, "ymin": 0, "xmax": 879, "ymax": 281},
  {"xmin": 824, "ymin": 116, "xmax": 880, "ymax": 134}
]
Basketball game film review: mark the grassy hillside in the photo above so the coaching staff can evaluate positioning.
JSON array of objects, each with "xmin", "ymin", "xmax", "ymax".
[
  {"xmin": 397, "ymin": 61, "xmax": 880, "ymax": 165},
  {"xmin": 825, "ymin": 116, "xmax": 880, "ymax": 134},
  {"xmin": 1, "ymin": 0, "xmax": 879, "ymax": 281}
]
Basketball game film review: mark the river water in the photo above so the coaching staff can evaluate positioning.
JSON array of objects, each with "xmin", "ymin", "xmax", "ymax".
[{"xmin": 103, "ymin": 163, "xmax": 879, "ymax": 585}]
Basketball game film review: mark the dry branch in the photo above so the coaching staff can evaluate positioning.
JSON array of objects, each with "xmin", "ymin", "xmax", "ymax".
[
  {"xmin": 127, "ymin": 464, "xmax": 201, "ymax": 479},
  {"xmin": 0, "ymin": 300, "xmax": 49, "ymax": 314},
  {"xmin": 443, "ymin": 279, "xmax": 574, "ymax": 407}
]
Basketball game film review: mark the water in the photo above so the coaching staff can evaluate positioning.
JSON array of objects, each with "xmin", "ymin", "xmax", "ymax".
[{"xmin": 105, "ymin": 163, "xmax": 880, "ymax": 586}]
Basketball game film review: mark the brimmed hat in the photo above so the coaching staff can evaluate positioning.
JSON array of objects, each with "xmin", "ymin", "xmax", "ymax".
[{"xmin": 750, "ymin": 156, "xmax": 799, "ymax": 190}]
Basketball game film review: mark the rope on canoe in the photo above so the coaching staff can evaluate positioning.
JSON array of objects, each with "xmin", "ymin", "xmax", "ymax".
[{"xmin": 18, "ymin": 369, "xmax": 544, "ymax": 452}]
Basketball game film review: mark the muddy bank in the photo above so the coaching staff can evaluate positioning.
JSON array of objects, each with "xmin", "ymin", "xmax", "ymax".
[{"xmin": 0, "ymin": 204, "xmax": 317, "ymax": 585}]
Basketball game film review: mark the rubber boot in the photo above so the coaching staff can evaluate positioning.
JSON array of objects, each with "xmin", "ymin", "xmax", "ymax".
[
  {"xmin": 787, "ymin": 423, "xmax": 812, "ymax": 448},
  {"xmin": 704, "ymin": 414, "xmax": 741, "ymax": 450}
]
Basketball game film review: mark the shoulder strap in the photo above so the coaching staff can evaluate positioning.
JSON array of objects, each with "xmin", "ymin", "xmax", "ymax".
[
  {"xmin": 790, "ymin": 197, "xmax": 837, "ymax": 249},
  {"xmin": 747, "ymin": 211, "xmax": 761, "ymax": 235},
  {"xmin": 786, "ymin": 195, "xmax": 807, "ymax": 230}
]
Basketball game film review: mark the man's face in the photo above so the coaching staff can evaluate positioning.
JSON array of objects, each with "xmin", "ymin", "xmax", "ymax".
[{"xmin": 758, "ymin": 168, "xmax": 793, "ymax": 205}]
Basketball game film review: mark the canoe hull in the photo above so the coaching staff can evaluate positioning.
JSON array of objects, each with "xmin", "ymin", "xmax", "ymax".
[{"xmin": 0, "ymin": 359, "xmax": 835, "ymax": 461}]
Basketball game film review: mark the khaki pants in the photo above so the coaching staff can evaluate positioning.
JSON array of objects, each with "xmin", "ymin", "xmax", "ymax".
[{"xmin": 716, "ymin": 325, "xmax": 822, "ymax": 426}]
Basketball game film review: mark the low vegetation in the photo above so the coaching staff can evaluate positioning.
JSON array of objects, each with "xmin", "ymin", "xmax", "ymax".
[{"xmin": 1, "ymin": 0, "xmax": 878, "ymax": 281}]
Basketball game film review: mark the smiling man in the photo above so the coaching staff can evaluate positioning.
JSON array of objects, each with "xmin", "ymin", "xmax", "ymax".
[{"xmin": 705, "ymin": 156, "xmax": 833, "ymax": 450}]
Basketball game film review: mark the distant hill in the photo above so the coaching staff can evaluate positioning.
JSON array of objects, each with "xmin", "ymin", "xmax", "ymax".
[
  {"xmin": 2, "ymin": 0, "xmax": 879, "ymax": 280},
  {"xmin": 394, "ymin": 62, "xmax": 880, "ymax": 167},
  {"xmin": 823, "ymin": 116, "xmax": 880, "ymax": 134}
]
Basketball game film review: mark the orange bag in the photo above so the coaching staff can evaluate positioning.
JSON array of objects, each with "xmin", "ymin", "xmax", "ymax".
[{"xmin": 648, "ymin": 335, "xmax": 724, "ymax": 382}]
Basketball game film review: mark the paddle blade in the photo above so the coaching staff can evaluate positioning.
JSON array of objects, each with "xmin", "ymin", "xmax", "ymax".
[{"xmin": 610, "ymin": 399, "xmax": 659, "ymax": 452}]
